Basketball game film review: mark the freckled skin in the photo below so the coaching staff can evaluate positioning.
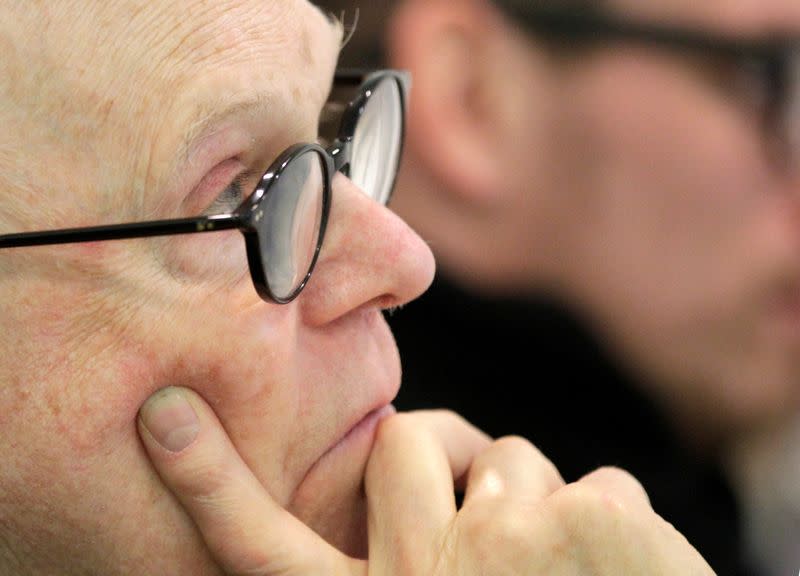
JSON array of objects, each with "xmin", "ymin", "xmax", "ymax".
[{"xmin": 0, "ymin": 1, "xmax": 435, "ymax": 574}]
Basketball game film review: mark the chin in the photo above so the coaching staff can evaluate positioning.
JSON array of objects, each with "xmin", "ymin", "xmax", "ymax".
[
  {"xmin": 286, "ymin": 405, "xmax": 395, "ymax": 559},
  {"xmin": 288, "ymin": 460, "xmax": 370, "ymax": 558},
  {"xmin": 294, "ymin": 489, "xmax": 369, "ymax": 558}
]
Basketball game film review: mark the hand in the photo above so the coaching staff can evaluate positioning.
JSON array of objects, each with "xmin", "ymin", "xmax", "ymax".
[{"xmin": 138, "ymin": 387, "xmax": 715, "ymax": 575}]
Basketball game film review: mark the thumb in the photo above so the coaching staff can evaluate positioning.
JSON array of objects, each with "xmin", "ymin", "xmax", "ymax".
[{"xmin": 137, "ymin": 387, "xmax": 359, "ymax": 576}]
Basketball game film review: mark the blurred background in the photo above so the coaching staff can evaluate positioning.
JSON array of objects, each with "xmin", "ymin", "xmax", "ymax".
[{"xmin": 316, "ymin": 2, "xmax": 800, "ymax": 576}]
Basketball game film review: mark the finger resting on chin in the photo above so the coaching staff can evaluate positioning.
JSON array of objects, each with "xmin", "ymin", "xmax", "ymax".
[
  {"xmin": 138, "ymin": 387, "xmax": 357, "ymax": 576},
  {"xmin": 365, "ymin": 410, "xmax": 490, "ymax": 569}
]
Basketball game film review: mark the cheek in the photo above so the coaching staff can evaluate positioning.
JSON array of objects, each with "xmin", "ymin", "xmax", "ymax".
[
  {"xmin": 565, "ymin": 54, "xmax": 775, "ymax": 308},
  {"xmin": 0, "ymin": 293, "xmax": 162, "ymax": 461},
  {"xmin": 156, "ymin": 229, "xmax": 251, "ymax": 291},
  {"xmin": 0, "ymin": 311, "xmax": 164, "ymax": 540},
  {"xmin": 555, "ymin": 55, "xmax": 800, "ymax": 420},
  {"xmin": 146, "ymin": 299, "xmax": 308, "ymax": 501}
]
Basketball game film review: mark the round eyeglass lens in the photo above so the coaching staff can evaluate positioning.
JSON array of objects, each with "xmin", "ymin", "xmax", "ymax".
[
  {"xmin": 350, "ymin": 78, "xmax": 403, "ymax": 206},
  {"xmin": 258, "ymin": 149, "xmax": 326, "ymax": 301}
]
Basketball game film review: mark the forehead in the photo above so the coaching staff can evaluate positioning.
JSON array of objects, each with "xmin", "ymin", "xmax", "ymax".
[
  {"xmin": 0, "ymin": 1, "xmax": 343, "ymax": 226},
  {"xmin": 12, "ymin": 1, "xmax": 341, "ymax": 93},
  {"xmin": 108, "ymin": 0, "xmax": 340, "ymax": 109},
  {"xmin": 2, "ymin": 1, "xmax": 342, "ymax": 145},
  {"xmin": 609, "ymin": 0, "xmax": 800, "ymax": 35}
]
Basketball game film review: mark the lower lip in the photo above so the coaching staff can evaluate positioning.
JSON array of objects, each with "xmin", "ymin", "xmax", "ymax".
[{"xmin": 327, "ymin": 404, "xmax": 396, "ymax": 458}]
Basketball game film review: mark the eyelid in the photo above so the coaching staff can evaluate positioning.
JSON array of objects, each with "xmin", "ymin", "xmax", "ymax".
[{"xmin": 203, "ymin": 170, "xmax": 254, "ymax": 216}]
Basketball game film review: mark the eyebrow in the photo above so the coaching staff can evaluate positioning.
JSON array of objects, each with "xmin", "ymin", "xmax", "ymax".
[
  {"xmin": 177, "ymin": 34, "xmax": 344, "ymax": 164},
  {"xmin": 177, "ymin": 94, "xmax": 274, "ymax": 167},
  {"xmin": 175, "ymin": 10, "xmax": 345, "ymax": 169}
]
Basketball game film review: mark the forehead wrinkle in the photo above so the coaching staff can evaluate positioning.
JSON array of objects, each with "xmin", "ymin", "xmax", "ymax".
[
  {"xmin": 124, "ymin": 1, "xmax": 342, "ymax": 214},
  {"xmin": 168, "ymin": 8, "xmax": 344, "ymax": 159},
  {"xmin": 170, "ymin": 26, "xmax": 345, "ymax": 174}
]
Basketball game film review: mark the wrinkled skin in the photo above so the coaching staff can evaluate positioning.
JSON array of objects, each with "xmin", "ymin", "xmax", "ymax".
[
  {"xmin": 0, "ymin": 1, "xmax": 434, "ymax": 574},
  {"xmin": 139, "ymin": 395, "xmax": 716, "ymax": 575}
]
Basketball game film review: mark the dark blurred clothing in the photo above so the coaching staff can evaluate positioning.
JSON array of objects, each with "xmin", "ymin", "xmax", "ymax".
[{"xmin": 387, "ymin": 273, "xmax": 758, "ymax": 576}]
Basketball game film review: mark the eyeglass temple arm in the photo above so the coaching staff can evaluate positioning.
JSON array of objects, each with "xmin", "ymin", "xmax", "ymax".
[
  {"xmin": 0, "ymin": 214, "xmax": 243, "ymax": 249},
  {"xmin": 334, "ymin": 69, "xmax": 370, "ymax": 85},
  {"xmin": 507, "ymin": 6, "xmax": 794, "ymax": 59},
  {"xmin": 335, "ymin": 69, "xmax": 411, "ymax": 89}
]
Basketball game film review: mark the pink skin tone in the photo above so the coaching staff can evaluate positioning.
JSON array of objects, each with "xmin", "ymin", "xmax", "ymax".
[{"xmin": 0, "ymin": 1, "xmax": 433, "ymax": 574}]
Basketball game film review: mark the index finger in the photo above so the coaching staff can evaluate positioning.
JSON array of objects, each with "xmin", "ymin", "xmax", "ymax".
[
  {"xmin": 364, "ymin": 410, "xmax": 491, "ymax": 572},
  {"xmin": 138, "ymin": 387, "xmax": 360, "ymax": 576}
]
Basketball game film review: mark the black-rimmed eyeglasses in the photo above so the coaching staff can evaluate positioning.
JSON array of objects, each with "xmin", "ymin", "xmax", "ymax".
[
  {"xmin": 0, "ymin": 69, "xmax": 409, "ymax": 304},
  {"xmin": 497, "ymin": 4, "xmax": 800, "ymax": 171}
]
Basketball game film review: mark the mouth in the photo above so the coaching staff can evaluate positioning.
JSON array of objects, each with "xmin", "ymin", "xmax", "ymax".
[
  {"xmin": 291, "ymin": 402, "xmax": 397, "ymax": 505},
  {"xmin": 318, "ymin": 403, "xmax": 397, "ymax": 464},
  {"xmin": 311, "ymin": 310, "xmax": 402, "ymax": 465},
  {"xmin": 286, "ymin": 307, "xmax": 402, "ymax": 526}
]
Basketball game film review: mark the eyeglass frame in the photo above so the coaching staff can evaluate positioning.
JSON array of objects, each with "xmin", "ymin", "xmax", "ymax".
[
  {"xmin": 0, "ymin": 68, "xmax": 411, "ymax": 304},
  {"xmin": 496, "ymin": 4, "xmax": 800, "ymax": 171}
]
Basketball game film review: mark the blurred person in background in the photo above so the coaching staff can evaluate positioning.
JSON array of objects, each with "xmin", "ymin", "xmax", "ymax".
[{"xmin": 322, "ymin": 0, "xmax": 800, "ymax": 575}]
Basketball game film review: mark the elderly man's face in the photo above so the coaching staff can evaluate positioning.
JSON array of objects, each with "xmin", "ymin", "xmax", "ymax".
[
  {"xmin": 521, "ymin": 0, "xmax": 800, "ymax": 439},
  {"xmin": 0, "ymin": 1, "xmax": 433, "ymax": 573}
]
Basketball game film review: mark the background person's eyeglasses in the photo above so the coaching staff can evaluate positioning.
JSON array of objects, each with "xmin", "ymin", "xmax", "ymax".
[
  {"xmin": 495, "ymin": 3, "xmax": 800, "ymax": 173},
  {"xmin": 0, "ymin": 69, "xmax": 410, "ymax": 304}
]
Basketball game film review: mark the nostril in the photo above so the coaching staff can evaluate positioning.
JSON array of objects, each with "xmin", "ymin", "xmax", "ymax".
[{"xmin": 297, "ymin": 169, "xmax": 435, "ymax": 326}]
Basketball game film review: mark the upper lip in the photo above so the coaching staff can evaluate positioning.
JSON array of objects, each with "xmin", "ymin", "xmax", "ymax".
[
  {"xmin": 292, "ymin": 306, "xmax": 400, "ymax": 499},
  {"xmin": 290, "ymin": 396, "xmax": 396, "ymax": 502},
  {"xmin": 325, "ymin": 311, "xmax": 401, "ymax": 452},
  {"xmin": 324, "ymin": 393, "xmax": 397, "ymax": 458},
  {"xmin": 292, "ymin": 318, "xmax": 400, "ymax": 493}
]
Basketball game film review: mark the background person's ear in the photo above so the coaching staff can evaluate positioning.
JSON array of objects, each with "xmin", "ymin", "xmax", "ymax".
[{"xmin": 388, "ymin": 0, "xmax": 510, "ymax": 204}]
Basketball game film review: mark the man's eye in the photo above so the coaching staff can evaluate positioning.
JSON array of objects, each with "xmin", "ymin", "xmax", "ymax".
[{"xmin": 203, "ymin": 173, "xmax": 249, "ymax": 215}]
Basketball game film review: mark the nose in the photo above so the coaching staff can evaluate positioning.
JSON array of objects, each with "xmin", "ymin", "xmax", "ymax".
[{"xmin": 298, "ymin": 173, "xmax": 435, "ymax": 325}]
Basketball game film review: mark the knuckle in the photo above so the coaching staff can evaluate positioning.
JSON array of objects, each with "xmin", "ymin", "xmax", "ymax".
[
  {"xmin": 459, "ymin": 500, "xmax": 535, "ymax": 561},
  {"xmin": 591, "ymin": 465, "xmax": 644, "ymax": 486},
  {"xmin": 488, "ymin": 435, "xmax": 564, "ymax": 489},
  {"xmin": 551, "ymin": 474, "xmax": 642, "ymax": 537},
  {"xmin": 492, "ymin": 434, "xmax": 535, "ymax": 453},
  {"xmin": 496, "ymin": 435, "xmax": 560, "ymax": 469},
  {"xmin": 555, "ymin": 481, "xmax": 620, "ymax": 518},
  {"xmin": 585, "ymin": 465, "xmax": 651, "ymax": 507}
]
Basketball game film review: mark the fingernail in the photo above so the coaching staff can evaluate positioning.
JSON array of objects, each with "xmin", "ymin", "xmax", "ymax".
[{"xmin": 140, "ymin": 388, "xmax": 200, "ymax": 453}]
